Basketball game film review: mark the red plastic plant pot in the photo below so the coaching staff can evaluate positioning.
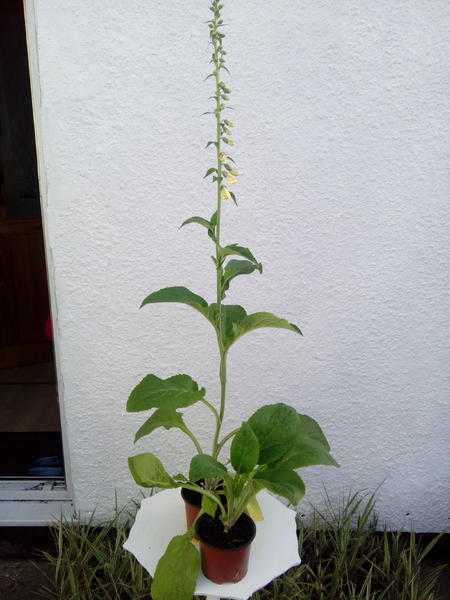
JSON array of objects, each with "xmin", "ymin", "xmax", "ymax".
[
  {"xmin": 196, "ymin": 512, "xmax": 256, "ymax": 584},
  {"xmin": 180, "ymin": 486, "xmax": 201, "ymax": 530}
]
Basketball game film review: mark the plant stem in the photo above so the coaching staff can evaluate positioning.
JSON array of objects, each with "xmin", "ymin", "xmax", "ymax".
[
  {"xmin": 216, "ymin": 427, "xmax": 239, "ymax": 455},
  {"xmin": 210, "ymin": 6, "xmax": 228, "ymax": 458},
  {"xmin": 183, "ymin": 427, "xmax": 203, "ymax": 455},
  {"xmin": 200, "ymin": 398, "xmax": 220, "ymax": 424}
]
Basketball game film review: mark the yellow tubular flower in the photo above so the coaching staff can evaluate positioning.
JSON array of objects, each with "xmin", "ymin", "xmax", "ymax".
[
  {"xmin": 221, "ymin": 187, "xmax": 231, "ymax": 200},
  {"xmin": 227, "ymin": 173, "xmax": 238, "ymax": 185}
]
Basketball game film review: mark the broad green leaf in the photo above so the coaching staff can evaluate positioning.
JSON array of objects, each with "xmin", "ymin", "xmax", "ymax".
[
  {"xmin": 180, "ymin": 216, "xmax": 211, "ymax": 230},
  {"xmin": 231, "ymin": 311, "xmax": 302, "ymax": 345},
  {"xmin": 128, "ymin": 453, "xmax": 175, "ymax": 489},
  {"xmin": 297, "ymin": 414, "xmax": 331, "ymax": 451},
  {"xmin": 140, "ymin": 286, "xmax": 210, "ymax": 321},
  {"xmin": 189, "ymin": 454, "xmax": 228, "ymax": 482},
  {"xmin": 151, "ymin": 534, "xmax": 200, "ymax": 600},
  {"xmin": 208, "ymin": 303, "xmax": 247, "ymax": 348},
  {"xmin": 248, "ymin": 404, "xmax": 301, "ymax": 465},
  {"xmin": 208, "ymin": 306, "xmax": 301, "ymax": 350},
  {"xmin": 221, "ymin": 259, "xmax": 262, "ymax": 297},
  {"xmin": 248, "ymin": 406, "xmax": 337, "ymax": 470},
  {"xmin": 127, "ymin": 374, "xmax": 205, "ymax": 412},
  {"xmin": 279, "ymin": 436, "xmax": 338, "ymax": 470},
  {"xmin": 246, "ymin": 494, "xmax": 264, "ymax": 522},
  {"xmin": 134, "ymin": 407, "xmax": 186, "ymax": 443},
  {"xmin": 273, "ymin": 414, "xmax": 338, "ymax": 469},
  {"xmin": 220, "ymin": 244, "xmax": 258, "ymax": 264},
  {"xmin": 254, "ymin": 468, "xmax": 305, "ymax": 506},
  {"xmin": 231, "ymin": 422, "xmax": 259, "ymax": 473}
]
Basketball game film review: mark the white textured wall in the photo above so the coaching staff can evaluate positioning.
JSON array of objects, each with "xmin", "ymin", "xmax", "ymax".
[{"xmin": 33, "ymin": 1, "xmax": 450, "ymax": 531}]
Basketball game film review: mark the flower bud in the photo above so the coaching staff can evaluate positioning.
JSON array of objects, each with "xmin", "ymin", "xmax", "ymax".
[{"xmin": 221, "ymin": 187, "xmax": 231, "ymax": 200}]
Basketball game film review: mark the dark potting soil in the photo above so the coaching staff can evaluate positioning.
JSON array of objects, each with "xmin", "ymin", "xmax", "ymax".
[{"xmin": 196, "ymin": 512, "xmax": 256, "ymax": 550}]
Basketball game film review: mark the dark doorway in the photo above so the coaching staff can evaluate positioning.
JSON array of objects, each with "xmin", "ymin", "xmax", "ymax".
[{"xmin": 0, "ymin": 0, "xmax": 64, "ymax": 480}]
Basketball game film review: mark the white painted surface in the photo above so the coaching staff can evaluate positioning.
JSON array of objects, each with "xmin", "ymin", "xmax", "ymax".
[
  {"xmin": 30, "ymin": 1, "xmax": 449, "ymax": 531},
  {"xmin": 23, "ymin": 0, "xmax": 74, "ymax": 501},
  {"xmin": 0, "ymin": 500, "xmax": 74, "ymax": 526}
]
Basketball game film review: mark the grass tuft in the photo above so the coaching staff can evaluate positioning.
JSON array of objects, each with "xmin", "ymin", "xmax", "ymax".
[
  {"xmin": 254, "ymin": 491, "xmax": 445, "ymax": 600},
  {"xmin": 38, "ymin": 491, "xmax": 445, "ymax": 599},
  {"xmin": 37, "ymin": 505, "xmax": 152, "ymax": 599}
]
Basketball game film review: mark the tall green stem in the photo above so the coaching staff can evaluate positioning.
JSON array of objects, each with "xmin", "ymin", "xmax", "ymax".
[{"xmin": 210, "ymin": 3, "xmax": 227, "ymax": 458}]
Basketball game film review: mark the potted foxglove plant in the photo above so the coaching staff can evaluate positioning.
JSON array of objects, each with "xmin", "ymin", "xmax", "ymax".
[{"xmin": 126, "ymin": 1, "xmax": 338, "ymax": 598}]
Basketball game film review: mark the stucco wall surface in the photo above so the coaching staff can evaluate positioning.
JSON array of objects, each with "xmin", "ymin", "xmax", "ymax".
[{"xmin": 33, "ymin": 1, "xmax": 449, "ymax": 531}]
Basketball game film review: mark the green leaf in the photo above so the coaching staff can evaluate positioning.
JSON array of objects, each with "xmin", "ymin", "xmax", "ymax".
[
  {"xmin": 231, "ymin": 422, "xmax": 259, "ymax": 473},
  {"xmin": 134, "ymin": 408, "xmax": 187, "ymax": 443},
  {"xmin": 201, "ymin": 494, "xmax": 218, "ymax": 518},
  {"xmin": 246, "ymin": 493, "xmax": 264, "ymax": 522},
  {"xmin": 220, "ymin": 244, "xmax": 258, "ymax": 264},
  {"xmin": 280, "ymin": 436, "xmax": 339, "ymax": 470},
  {"xmin": 232, "ymin": 311, "xmax": 302, "ymax": 344},
  {"xmin": 208, "ymin": 211, "xmax": 218, "ymax": 242},
  {"xmin": 128, "ymin": 453, "xmax": 176, "ymax": 489},
  {"xmin": 273, "ymin": 414, "xmax": 338, "ymax": 469},
  {"xmin": 298, "ymin": 414, "xmax": 331, "ymax": 450},
  {"xmin": 208, "ymin": 303, "xmax": 247, "ymax": 347},
  {"xmin": 254, "ymin": 468, "xmax": 305, "ymax": 506},
  {"xmin": 229, "ymin": 190, "xmax": 237, "ymax": 205},
  {"xmin": 180, "ymin": 216, "xmax": 211, "ymax": 230},
  {"xmin": 221, "ymin": 259, "xmax": 262, "ymax": 297},
  {"xmin": 189, "ymin": 454, "xmax": 228, "ymax": 482},
  {"xmin": 141, "ymin": 286, "xmax": 210, "ymax": 320},
  {"xmin": 248, "ymin": 405, "xmax": 338, "ymax": 469},
  {"xmin": 248, "ymin": 404, "xmax": 301, "ymax": 465},
  {"xmin": 207, "ymin": 304, "xmax": 301, "ymax": 350},
  {"xmin": 127, "ymin": 374, "xmax": 205, "ymax": 412},
  {"xmin": 203, "ymin": 167, "xmax": 218, "ymax": 178},
  {"xmin": 151, "ymin": 534, "xmax": 200, "ymax": 600}
]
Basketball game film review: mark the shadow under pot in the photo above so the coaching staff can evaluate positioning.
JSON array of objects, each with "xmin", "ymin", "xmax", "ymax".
[{"xmin": 195, "ymin": 512, "xmax": 256, "ymax": 584}]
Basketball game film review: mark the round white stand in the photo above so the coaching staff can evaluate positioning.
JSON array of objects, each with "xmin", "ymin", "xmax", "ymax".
[{"xmin": 124, "ymin": 488, "xmax": 301, "ymax": 600}]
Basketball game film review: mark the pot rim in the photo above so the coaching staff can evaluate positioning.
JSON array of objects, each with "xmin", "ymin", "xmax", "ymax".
[
  {"xmin": 195, "ymin": 511, "xmax": 256, "ymax": 552},
  {"xmin": 180, "ymin": 485, "xmax": 201, "ymax": 506}
]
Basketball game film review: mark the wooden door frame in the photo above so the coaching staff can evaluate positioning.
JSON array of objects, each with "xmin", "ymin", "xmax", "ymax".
[{"xmin": 0, "ymin": 0, "xmax": 74, "ymax": 517}]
